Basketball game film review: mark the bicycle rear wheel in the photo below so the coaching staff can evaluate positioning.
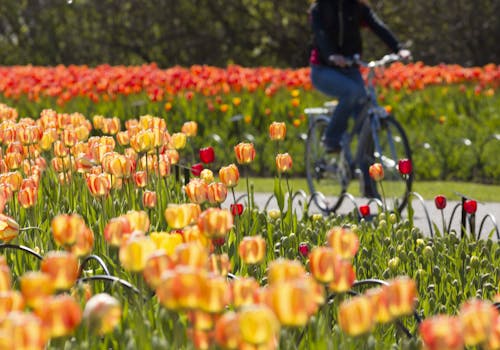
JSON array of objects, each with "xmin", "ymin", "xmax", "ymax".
[
  {"xmin": 305, "ymin": 118, "xmax": 349, "ymax": 213},
  {"xmin": 359, "ymin": 115, "xmax": 413, "ymax": 213}
]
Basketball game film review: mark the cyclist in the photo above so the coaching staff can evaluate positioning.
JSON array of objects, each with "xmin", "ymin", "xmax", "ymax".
[{"xmin": 308, "ymin": 0, "xmax": 410, "ymax": 198}]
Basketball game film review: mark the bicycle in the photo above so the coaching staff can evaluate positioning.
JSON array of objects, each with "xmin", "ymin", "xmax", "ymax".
[{"xmin": 304, "ymin": 53, "xmax": 413, "ymax": 214}]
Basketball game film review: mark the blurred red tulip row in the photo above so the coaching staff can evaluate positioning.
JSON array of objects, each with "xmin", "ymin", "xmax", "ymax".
[{"xmin": 0, "ymin": 63, "xmax": 498, "ymax": 105}]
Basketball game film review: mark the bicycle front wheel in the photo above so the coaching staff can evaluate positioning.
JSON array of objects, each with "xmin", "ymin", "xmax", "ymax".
[
  {"xmin": 305, "ymin": 118, "xmax": 348, "ymax": 213},
  {"xmin": 359, "ymin": 115, "xmax": 413, "ymax": 213}
]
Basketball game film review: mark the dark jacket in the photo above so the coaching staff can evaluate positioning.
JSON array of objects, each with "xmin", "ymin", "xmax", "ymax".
[{"xmin": 310, "ymin": 0, "xmax": 402, "ymax": 65}]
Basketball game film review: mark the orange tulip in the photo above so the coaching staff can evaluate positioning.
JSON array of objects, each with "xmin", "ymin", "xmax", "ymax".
[
  {"xmin": 19, "ymin": 271, "xmax": 55, "ymax": 310},
  {"xmin": 238, "ymin": 235, "xmax": 266, "ymax": 265},
  {"xmin": 35, "ymin": 294, "xmax": 82, "ymax": 338},
  {"xmin": 459, "ymin": 298, "xmax": 498, "ymax": 346},
  {"xmin": 419, "ymin": 315, "xmax": 464, "ymax": 350},
  {"xmin": 4, "ymin": 151, "xmax": 23, "ymax": 170},
  {"xmin": 338, "ymin": 295, "xmax": 375, "ymax": 337},
  {"xmin": 142, "ymin": 190, "xmax": 157, "ymax": 208},
  {"xmin": 197, "ymin": 208, "xmax": 233, "ymax": 239},
  {"xmin": 116, "ymin": 131, "xmax": 130, "ymax": 146},
  {"xmin": 107, "ymin": 154, "xmax": 133, "ymax": 178},
  {"xmin": 187, "ymin": 310, "xmax": 215, "ymax": 331},
  {"xmin": 214, "ymin": 311, "xmax": 241, "ymax": 349},
  {"xmin": 308, "ymin": 246, "xmax": 339, "ymax": 284},
  {"xmin": 368, "ymin": 163, "xmax": 384, "ymax": 181},
  {"xmin": 267, "ymin": 258, "xmax": 306, "ymax": 286},
  {"xmin": 130, "ymin": 129, "xmax": 154, "ymax": 153},
  {"xmin": 0, "ymin": 214, "xmax": 19, "ymax": 242},
  {"xmin": 119, "ymin": 233, "xmax": 156, "ymax": 272},
  {"xmin": 156, "ymin": 266, "xmax": 205, "ymax": 311},
  {"xmin": 185, "ymin": 178, "xmax": 208, "ymax": 204},
  {"xmin": 200, "ymin": 274, "xmax": 231, "ymax": 314},
  {"xmin": 268, "ymin": 280, "xmax": 312, "ymax": 327},
  {"xmin": 207, "ymin": 182, "xmax": 228, "ymax": 204},
  {"xmin": 0, "ymin": 257, "xmax": 12, "ymax": 292},
  {"xmin": 366, "ymin": 286, "xmax": 393, "ymax": 324},
  {"xmin": 238, "ymin": 305, "xmax": 280, "ymax": 346},
  {"xmin": 208, "ymin": 253, "xmax": 231, "ymax": 277},
  {"xmin": 486, "ymin": 313, "xmax": 500, "ymax": 350},
  {"xmin": 124, "ymin": 210, "xmax": 150, "ymax": 233},
  {"xmin": 269, "ymin": 122, "xmax": 286, "ymax": 141},
  {"xmin": 40, "ymin": 251, "xmax": 79, "ymax": 291},
  {"xmin": 328, "ymin": 259, "xmax": 356, "ymax": 293},
  {"xmin": 181, "ymin": 121, "xmax": 198, "ymax": 137},
  {"xmin": 231, "ymin": 277, "xmax": 260, "ymax": 309},
  {"xmin": 234, "ymin": 142, "xmax": 256, "ymax": 164},
  {"xmin": 275, "ymin": 153, "xmax": 293, "ymax": 173},
  {"xmin": 51, "ymin": 213, "xmax": 88, "ymax": 248},
  {"xmin": 174, "ymin": 243, "xmax": 209, "ymax": 270},
  {"xmin": 142, "ymin": 250, "xmax": 174, "ymax": 289},
  {"xmin": 103, "ymin": 216, "xmax": 132, "ymax": 247},
  {"xmin": 133, "ymin": 170, "xmax": 148, "ymax": 188},
  {"xmin": 86, "ymin": 173, "xmax": 111, "ymax": 197},
  {"xmin": 386, "ymin": 276, "xmax": 418, "ymax": 318},
  {"xmin": 0, "ymin": 290, "xmax": 24, "ymax": 319},
  {"xmin": 219, "ymin": 164, "xmax": 240, "ymax": 188},
  {"xmin": 18, "ymin": 183, "xmax": 38, "ymax": 208},
  {"xmin": 68, "ymin": 224, "xmax": 94, "ymax": 257},
  {"xmin": 0, "ymin": 311, "xmax": 49, "ymax": 350},
  {"xmin": 83, "ymin": 293, "xmax": 122, "ymax": 335},
  {"xmin": 326, "ymin": 226, "xmax": 359, "ymax": 260}
]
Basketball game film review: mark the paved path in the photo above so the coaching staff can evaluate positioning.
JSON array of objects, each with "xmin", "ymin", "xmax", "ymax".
[{"xmin": 222, "ymin": 192, "xmax": 500, "ymax": 240}]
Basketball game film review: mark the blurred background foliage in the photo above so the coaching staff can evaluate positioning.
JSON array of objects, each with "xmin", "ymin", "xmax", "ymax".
[{"xmin": 0, "ymin": 0, "xmax": 498, "ymax": 68}]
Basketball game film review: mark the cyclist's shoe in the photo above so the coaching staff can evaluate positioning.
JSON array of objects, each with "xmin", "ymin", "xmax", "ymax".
[{"xmin": 324, "ymin": 145, "xmax": 341, "ymax": 154}]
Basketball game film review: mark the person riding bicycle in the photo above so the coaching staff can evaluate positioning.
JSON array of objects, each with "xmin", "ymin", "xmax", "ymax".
[{"xmin": 308, "ymin": 0, "xmax": 410, "ymax": 198}]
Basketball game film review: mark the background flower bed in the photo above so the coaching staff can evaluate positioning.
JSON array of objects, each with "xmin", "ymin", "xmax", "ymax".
[{"xmin": 0, "ymin": 63, "xmax": 499, "ymax": 183}]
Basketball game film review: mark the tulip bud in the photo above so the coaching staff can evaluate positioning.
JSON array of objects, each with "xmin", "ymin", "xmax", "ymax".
[
  {"xmin": 368, "ymin": 163, "xmax": 384, "ymax": 181},
  {"xmin": 463, "ymin": 199, "xmax": 477, "ymax": 215},
  {"xmin": 308, "ymin": 246, "xmax": 339, "ymax": 284},
  {"xmin": 434, "ymin": 195, "xmax": 447, "ymax": 209},
  {"xmin": 142, "ymin": 190, "xmax": 157, "ymax": 208},
  {"xmin": 398, "ymin": 158, "xmax": 412, "ymax": 175},
  {"xmin": 184, "ymin": 178, "xmax": 208, "ymax": 204},
  {"xmin": 181, "ymin": 121, "xmax": 198, "ymax": 137}
]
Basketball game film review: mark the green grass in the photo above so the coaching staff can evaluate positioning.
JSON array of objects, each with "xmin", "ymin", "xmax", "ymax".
[{"xmin": 237, "ymin": 177, "xmax": 500, "ymax": 202}]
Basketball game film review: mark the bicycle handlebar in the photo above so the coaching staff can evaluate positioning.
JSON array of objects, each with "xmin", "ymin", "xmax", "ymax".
[{"xmin": 345, "ymin": 53, "xmax": 405, "ymax": 68}]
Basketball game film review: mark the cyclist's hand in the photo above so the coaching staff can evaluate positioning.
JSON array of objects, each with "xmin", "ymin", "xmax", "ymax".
[
  {"xmin": 397, "ymin": 49, "xmax": 412, "ymax": 61},
  {"xmin": 328, "ymin": 54, "xmax": 348, "ymax": 67}
]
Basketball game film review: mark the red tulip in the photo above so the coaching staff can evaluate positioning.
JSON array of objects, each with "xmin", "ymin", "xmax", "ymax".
[
  {"xmin": 230, "ymin": 203, "xmax": 243, "ymax": 216},
  {"xmin": 463, "ymin": 199, "xmax": 477, "ymax": 214},
  {"xmin": 191, "ymin": 163, "xmax": 204, "ymax": 177},
  {"xmin": 359, "ymin": 205, "xmax": 370, "ymax": 217},
  {"xmin": 199, "ymin": 147, "xmax": 215, "ymax": 164},
  {"xmin": 398, "ymin": 158, "xmax": 412, "ymax": 175},
  {"xmin": 298, "ymin": 242, "xmax": 309, "ymax": 257},
  {"xmin": 434, "ymin": 195, "xmax": 447, "ymax": 210}
]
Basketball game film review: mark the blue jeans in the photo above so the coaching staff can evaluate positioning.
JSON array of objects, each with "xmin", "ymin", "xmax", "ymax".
[{"xmin": 310, "ymin": 64, "xmax": 367, "ymax": 149}]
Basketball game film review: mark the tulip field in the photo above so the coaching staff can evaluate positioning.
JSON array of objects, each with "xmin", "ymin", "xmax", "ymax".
[{"xmin": 0, "ymin": 62, "xmax": 498, "ymax": 349}]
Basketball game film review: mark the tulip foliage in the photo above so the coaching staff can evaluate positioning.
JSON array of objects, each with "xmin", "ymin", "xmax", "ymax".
[{"xmin": 0, "ymin": 93, "xmax": 497, "ymax": 349}]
